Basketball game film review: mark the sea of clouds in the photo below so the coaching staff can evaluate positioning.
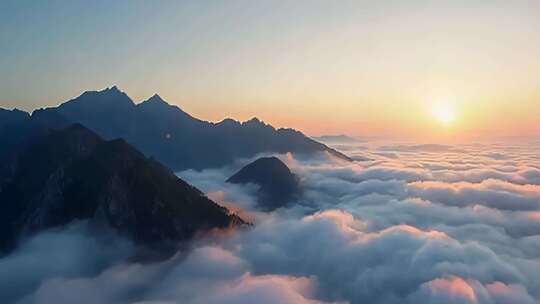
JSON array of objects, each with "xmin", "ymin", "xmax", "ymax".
[{"xmin": 2, "ymin": 140, "xmax": 540, "ymax": 304}]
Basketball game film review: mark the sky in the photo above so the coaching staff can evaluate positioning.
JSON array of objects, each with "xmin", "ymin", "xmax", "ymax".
[{"xmin": 1, "ymin": 0, "xmax": 539, "ymax": 140}]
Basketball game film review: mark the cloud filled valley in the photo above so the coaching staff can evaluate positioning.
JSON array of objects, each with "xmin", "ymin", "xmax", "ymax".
[{"xmin": 2, "ymin": 141, "xmax": 540, "ymax": 304}]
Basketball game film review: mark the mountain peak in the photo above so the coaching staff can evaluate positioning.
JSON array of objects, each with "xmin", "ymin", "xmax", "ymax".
[
  {"xmin": 0, "ymin": 107, "xmax": 29, "ymax": 117},
  {"xmin": 0, "ymin": 122, "xmax": 247, "ymax": 252},
  {"xmin": 0, "ymin": 107, "xmax": 30, "ymax": 129},
  {"xmin": 227, "ymin": 156, "xmax": 300, "ymax": 210},
  {"xmin": 247, "ymin": 117, "xmax": 262, "ymax": 123},
  {"xmin": 146, "ymin": 93, "xmax": 168, "ymax": 105},
  {"xmin": 9, "ymin": 108, "xmax": 27, "ymax": 114},
  {"xmin": 243, "ymin": 117, "xmax": 268, "ymax": 128},
  {"xmin": 90, "ymin": 85, "xmax": 122, "ymax": 95},
  {"xmin": 75, "ymin": 85, "xmax": 126, "ymax": 98},
  {"xmin": 61, "ymin": 85, "xmax": 135, "ymax": 109},
  {"xmin": 100, "ymin": 85, "xmax": 125, "ymax": 95},
  {"xmin": 217, "ymin": 118, "xmax": 241, "ymax": 127},
  {"xmin": 139, "ymin": 94, "xmax": 176, "ymax": 110}
]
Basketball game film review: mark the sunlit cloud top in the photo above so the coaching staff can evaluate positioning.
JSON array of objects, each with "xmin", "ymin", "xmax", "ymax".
[{"xmin": 1, "ymin": 0, "xmax": 539, "ymax": 140}]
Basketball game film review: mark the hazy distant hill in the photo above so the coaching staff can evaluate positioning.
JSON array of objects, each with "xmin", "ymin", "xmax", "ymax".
[
  {"xmin": 227, "ymin": 157, "xmax": 300, "ymax": 210},
  {"xmin": 39, "ymin": 86, "xmax": 350, "ymax": 171},
  {"xmin": 0, "ymin": 121, "xmax": 245, "ymax": 253},
  {"xmin": 312, "ymin": 134, "xmax": 363, "ymax": 143}
]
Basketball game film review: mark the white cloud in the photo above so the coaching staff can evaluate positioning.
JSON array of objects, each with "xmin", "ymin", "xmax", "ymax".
[{"xmin": 2, "ymin": 142, "xmax": 540, "ymax": 303}]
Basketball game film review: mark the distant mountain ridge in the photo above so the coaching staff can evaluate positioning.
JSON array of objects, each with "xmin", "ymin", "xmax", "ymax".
[
  {"xmin": 0, "ymin": 108, "xmax": 29, "ymax": 129},
  {"xmin": 0, "ymin": 121, "xmax": 245, "ymax": 253},
  {"xmin": 30, "ymin": 86, "xmax": 350, "ymax": 171},
  {"xmin": 312, "ymin": 134, "xmax": 363, "ymax": 143}
]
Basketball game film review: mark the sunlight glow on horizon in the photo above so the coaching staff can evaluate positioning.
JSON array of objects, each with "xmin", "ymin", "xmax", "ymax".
[
  {"xmin": 432, "ymin": 100, "xmax": 457, "ymax": 125},
  {"xmin": 1, "ymin": 1, "xmax": 539, "ymax": 141}
]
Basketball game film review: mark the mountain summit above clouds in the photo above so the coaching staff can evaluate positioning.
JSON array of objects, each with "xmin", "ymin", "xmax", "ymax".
[
  {"xmin": 36, "ymin": 86, "xmax": 350, "ymax": 171},
  {"xmin": 227, "ymin": 157, "xmax": 300, "ymax": 210},
  {"xmin": 0, "ymin": 120, "xmax": 246, "ymax": 253}
]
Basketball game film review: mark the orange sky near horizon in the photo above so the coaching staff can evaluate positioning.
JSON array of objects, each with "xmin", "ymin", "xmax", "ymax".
[{"xmin": 1, "ymin": 1, "xmax": 540, "ymax": 141}]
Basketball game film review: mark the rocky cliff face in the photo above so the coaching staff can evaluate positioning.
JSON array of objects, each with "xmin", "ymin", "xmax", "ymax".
[
  {"xmin": 227, "ymin": 157, "xmax": 301, "ymax": 211},
  {"xmin": 0, "ymin": 123, "xmax": 246, "ymax": 253}
]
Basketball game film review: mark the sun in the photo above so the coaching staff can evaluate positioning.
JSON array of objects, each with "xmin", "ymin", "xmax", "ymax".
[{"xmin": 432, "ymin": 101, "xmax": 456, "ymax": 124}]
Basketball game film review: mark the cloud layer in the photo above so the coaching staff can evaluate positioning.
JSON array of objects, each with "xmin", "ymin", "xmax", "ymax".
[{"xmin": 2, "ymin": 141, "xmax": 540, "ymax": 303}]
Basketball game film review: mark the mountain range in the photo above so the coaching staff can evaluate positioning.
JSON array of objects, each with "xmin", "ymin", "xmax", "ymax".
[
  {"xmin": 0, "ymin": 86, "xmax": 349, "ymax": 254},
  {"xmin": 0, "ymin": 119, "xmax": 245, "ymax": 253},
  {"xmin": 29, "ymin": 86, "xmax": 350, "ymax": 171}
]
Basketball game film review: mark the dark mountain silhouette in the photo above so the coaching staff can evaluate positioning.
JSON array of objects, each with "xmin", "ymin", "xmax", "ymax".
[
  {"xmin": 0, "ymin": 109, "xmax": 69, "ymax": 155},
  {"xmin": 40, "ymin": 86, "xmax": 350, "ymax": 171},
  {"xmin": 0, "ymin": 108, "xmax": 29, "ymax": 129},
  {"xmin": 49, "ymin": 86, "xmax": 136, "ymax": 139},
  {"xmin": 227, "ymin": 157, "xmax": 300, "ymax": 210},
  {"xmin": 0, "ymin": 122, "xmax": 245, "ymax": 253}
]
